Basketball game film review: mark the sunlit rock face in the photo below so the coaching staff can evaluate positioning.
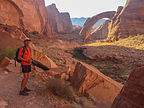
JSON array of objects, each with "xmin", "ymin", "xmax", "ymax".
[
  {"xmin": 0, "ymin": 0, "xmax": 54, "ymax": 38},
  {"xmin": 108, "ymin": 0, "xmax": 144, "ymax": 41},
  {"xmin": 46, "ymin": 4, "xmax": 73, "ymax": 34}
]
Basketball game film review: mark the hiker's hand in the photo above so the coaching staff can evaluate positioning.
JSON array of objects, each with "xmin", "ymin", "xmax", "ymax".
[{"xmin": 26, "ymin": 59, "xmax": 32, "ymax": 63}]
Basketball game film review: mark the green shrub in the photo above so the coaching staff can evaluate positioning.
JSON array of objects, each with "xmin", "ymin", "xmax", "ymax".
[
  {"xmin": 96, "ymin": 65, "xmax": 101, "ymax": 69},
  {"xmin": 0, "ymin": 23, "xmax": 3, "ymax": 26},
  {"xmin": 32, "ymin": 31, "xmax": 39, "ymax": 35},
  {"xmin": 45, "ymin": 78, "xmax": 75, "ymax": 101},
  {"xmin": 0, "ymin": 48, "xmax": 16, "ymax": 60},
  {"xmin": 73, "ymin": 47, "xmax": 83, "ymax": 53},
  {"xmin": 73, "ymin": 47, "xmax": 88, "ymax": 60}
]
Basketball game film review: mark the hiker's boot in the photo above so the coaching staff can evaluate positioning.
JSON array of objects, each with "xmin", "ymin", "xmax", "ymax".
[
  {"xmin": 19, "ymin": 90, "xmax": 29, "ymax": 96},
  {"xmin": 24, "ymin": 87, "xmax": 32, "ymax": 92}
]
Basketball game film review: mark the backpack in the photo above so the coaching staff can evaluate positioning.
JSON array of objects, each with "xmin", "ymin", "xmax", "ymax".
[{"xmin": 14, "ymin": 46, "xmax": 26, "ymax": 67}]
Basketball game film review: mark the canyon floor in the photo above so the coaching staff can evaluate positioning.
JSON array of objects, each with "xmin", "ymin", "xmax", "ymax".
[
  {"xmin": 29, "ymin": 33, "xmax": 144, "ymax": 84},
  {"xmin": 0, "ymin": 31, "xmax": 144, "ymax": 108}
]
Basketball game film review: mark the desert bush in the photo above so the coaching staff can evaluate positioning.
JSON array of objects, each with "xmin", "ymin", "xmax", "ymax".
[
  {"xmin": 96, "ymin": 64, "xmax": 101, "ymax": 69},
  {"xmin": 32, "ymin": 31, "xmax": 39, "ymax": 35},
  {"xmin": 73, "ymin": 47, "xmax": 88, "ymax": 61},
  {"xmin": 45, "ymin": 78, "xmax": 75, "ymax": 101},
  {"xmin": 0, "ymin": 48, "xmax": 16, "ymax": 60},
  {"xmin": 79, "ymin": 97, "xmax": 93, "ymax": 107},
  {"xmin": 0, "ymin": 23, "xmax": 3, "ymax": 26}
]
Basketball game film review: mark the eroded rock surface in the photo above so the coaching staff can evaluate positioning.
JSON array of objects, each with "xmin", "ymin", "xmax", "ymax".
[
  {"xmin": 108, "ymin": 0, "xmax": 144, "ymax": 41},
  {"xmin": 46, "ymin": 4, "xmax": 73, "ymax": 34},
  {"xmin": 79, "ymin": 11, "xmax": 116, "ymax": 40},
  {"xmin": 71, "ymin": 62, "xmax": 123, "ymax": 106},
  {"xmin": 0, "ymin": 0, "xmax": 54, "ymax": 37},
  {"xmin": 111, "ymin": 66, "xmax": 144, "ymax": 108}
]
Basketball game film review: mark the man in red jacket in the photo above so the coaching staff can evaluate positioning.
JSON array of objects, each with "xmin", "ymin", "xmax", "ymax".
[{"xmin": 18, "ymin": 38, "xmax": 32, "ymax": 96}]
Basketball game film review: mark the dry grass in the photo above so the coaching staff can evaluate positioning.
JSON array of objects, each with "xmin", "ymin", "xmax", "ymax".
[
  {"xmin": 45, "ymin": 78, "xmax": 75, "ymax": 101},
  {"xmin": 85, "ymin": 34, "xmax": 144, "ymax": 50},
  {"xmin": 0, "ymin": 48, "xmax": 16, "ymax": 60}
]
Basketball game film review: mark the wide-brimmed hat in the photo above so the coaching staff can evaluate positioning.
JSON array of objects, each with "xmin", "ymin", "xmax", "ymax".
[{"xmin": 24, "ymin": 38, "xmax": 31, "ymax": 42}]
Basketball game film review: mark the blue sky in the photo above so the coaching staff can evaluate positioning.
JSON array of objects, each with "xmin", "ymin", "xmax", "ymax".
[{"xmin": 45, "ymin": 0, "xmax": 127, "ymax": 18}]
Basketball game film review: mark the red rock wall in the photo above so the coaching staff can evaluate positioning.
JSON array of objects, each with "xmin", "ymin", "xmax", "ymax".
[
  {"xmin": 108, "ymin": 0, "xmax": 144, "ymax": 41},
  {"xmin": 0, "ymin": 0, "xmax": 54, "ymax": 38},
  {"xmin": 111, "ymin": 66, "xmax": 144, "ymax": 108},
  {"xmin": 46, "ymin": 4, "xmax": 73, "ymax": 34}
]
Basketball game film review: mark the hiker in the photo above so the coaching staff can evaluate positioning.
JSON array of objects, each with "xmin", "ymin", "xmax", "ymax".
[{"xmin": 18, "ymin": 38, "xmax": 32, "ymax": 96}]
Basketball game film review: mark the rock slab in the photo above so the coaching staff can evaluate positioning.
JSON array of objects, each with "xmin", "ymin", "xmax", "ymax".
[{"xmin": 71, "ymin": 62, "xmax": 123, "ymax": 106}]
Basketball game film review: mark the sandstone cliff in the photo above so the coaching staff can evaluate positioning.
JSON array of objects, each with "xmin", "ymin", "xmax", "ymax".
[
  {"xmin": 0, "ymin": 0, "xmax": 54, "ymax": 38},
  {"xmin": 91, "ymin": 20, "xmax": 110, "ymax": 40},
  {"xmin": 108, "ymin": 0, "xmax": 144, "ymax": 41},
  {"xmin": 46, "ymin": 4, "xmax": 73, "ymax": 34},
  {"xmin": 111, "ymin": 66, "xmax": 144, "ymax": 108}
]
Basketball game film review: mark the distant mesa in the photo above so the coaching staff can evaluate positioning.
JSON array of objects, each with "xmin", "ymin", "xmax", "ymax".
[{"xmin": 71, "ymin": 17, "xmax": 106, "ymax": 29}]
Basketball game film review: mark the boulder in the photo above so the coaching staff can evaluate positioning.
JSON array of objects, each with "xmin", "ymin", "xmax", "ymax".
[
  {"xmin": 108, "ymin": 0, "xmax": 144, "ymax": 41},
  {"xmin": 0, "ymin": 57, "xmax": 11, "ymax": 68},
  {"xmin": 30, "ymin": 45, "xmax": 58, "ymax": 69},
  {"xmin": 5, "ymin": 60, "xmax": 21, "ymax": 73},
  {"xmin": 71, "ymin": 62, "xmax": 123, "ymax": 106},
  {"xmin": 111, "ymin": 66, "xmax": 144, "ymax": 108}
]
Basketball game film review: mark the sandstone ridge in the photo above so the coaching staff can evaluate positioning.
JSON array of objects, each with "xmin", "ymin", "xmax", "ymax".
[
  {"xmin": 46, "ymin": 4, "xmax": 73, "ymax": 34},
  {"xmin": 71, "ymin": 62, "xmax": 123, "ymax": 106},
  {"xmin": 108, "ymin": 0, "xmax": 144, "ymax": 41}
]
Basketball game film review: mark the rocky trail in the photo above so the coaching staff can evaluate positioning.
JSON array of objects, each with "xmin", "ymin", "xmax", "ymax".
[{"xmin": 0, "ymin": 68, "xmax": 69, "ymax": 108}]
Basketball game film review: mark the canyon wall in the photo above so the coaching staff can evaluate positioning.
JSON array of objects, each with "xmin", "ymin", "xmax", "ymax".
[
  {"xmin": 111, "ymin": 66, "xmax": 144, "ymax": 108},
  {"xmin": 0, "ymin": 0, "xmax": 54, "ymax": 38},
  {"xmin": 108, "ymin": 0, "xmax": 144, "ymax": 41},
  {"xmin": 46, "ymin": 4, "xmax": 73, "ymax": 34}
]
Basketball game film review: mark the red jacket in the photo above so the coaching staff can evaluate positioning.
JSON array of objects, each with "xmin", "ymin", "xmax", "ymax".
[{"xmin": 18, "ymin": 47, "xmax": 31, "ymax": 65}]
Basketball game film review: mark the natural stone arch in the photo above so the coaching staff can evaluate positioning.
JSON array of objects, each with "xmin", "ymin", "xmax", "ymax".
[{"xmin": 79, "ymin": 11, "xmax": 116, "ymax": 41}]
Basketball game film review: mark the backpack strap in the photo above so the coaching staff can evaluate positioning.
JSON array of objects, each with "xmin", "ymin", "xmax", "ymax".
[
  {"xmin": 22, "ymin": 46, "xmax": 26, "ymax": 58},
  {"xmin": 15, "ymin": 47, "xmax": 25, "ymax": 67}
]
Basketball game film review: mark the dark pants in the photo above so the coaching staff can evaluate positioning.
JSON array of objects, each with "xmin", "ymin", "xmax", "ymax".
[{"xmin": 21, "ymin": 65, "xmax": 31, "ymax": 73}]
